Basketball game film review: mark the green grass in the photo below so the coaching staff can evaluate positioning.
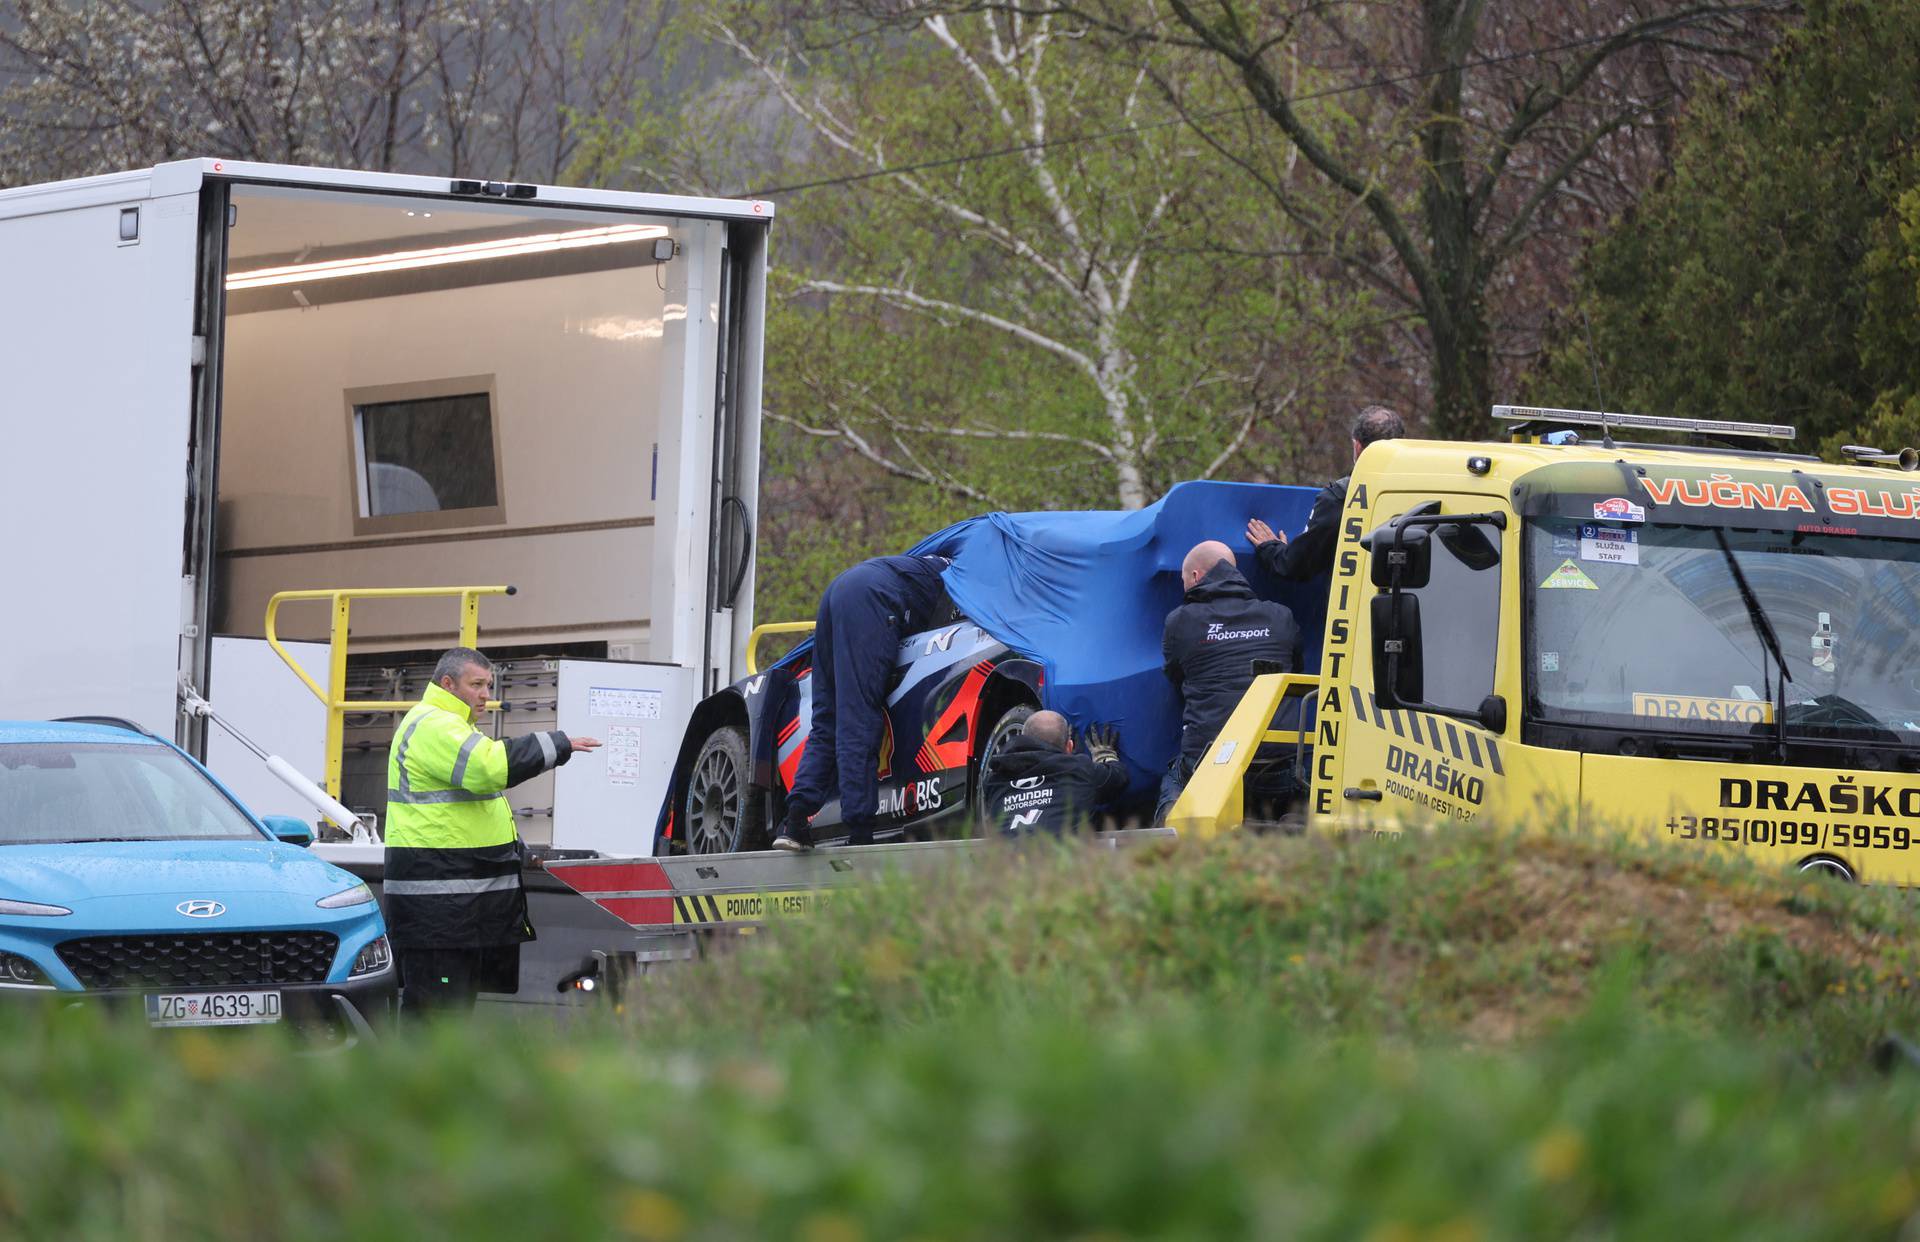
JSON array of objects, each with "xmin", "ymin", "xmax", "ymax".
[{"xmin": 11, "ymin": 827, "xmax": 1920, "ymax": 1240}]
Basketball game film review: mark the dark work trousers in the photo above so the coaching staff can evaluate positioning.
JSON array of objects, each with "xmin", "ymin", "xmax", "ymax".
[
  {"xmin": 398, "ymin": 945, "xmax": 520, "ymax": 1020},
  {"xmin": 784, "ymin": 561, "xmax": 907, "ymax": 841},
  {"xmin": 399, "ymin": 947, "xmax": 482, "ymax": 1018}
]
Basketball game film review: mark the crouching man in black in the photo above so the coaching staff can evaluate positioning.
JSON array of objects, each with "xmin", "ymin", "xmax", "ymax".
[
  {"xmin": 1157, "ymin": 540, "xmax": 1303, "ymax": 823},
  {"xmin": 981, "ymin": 710, "xmax": 1128, "ymax": 836}
]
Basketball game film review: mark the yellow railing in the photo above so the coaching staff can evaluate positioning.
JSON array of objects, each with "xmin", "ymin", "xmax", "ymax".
[
  {"xmin": 264, "ymin": 585, "xmax": 516, "ymax": 797},
  {"xmin": 1164, "ymin": 672, "xmax": 1323, "ymax": 840},
  {"xmin": 745, "ymin": 620, "xmax": 816, "ymax": 675}
]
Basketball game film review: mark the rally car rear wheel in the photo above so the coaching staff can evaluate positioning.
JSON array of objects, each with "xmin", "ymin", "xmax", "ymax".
[
  {"xmin": 970, "ymin": 703, "xmax": 1035, "ymax": 834},
  {"xmin": 683, "ymin": 725, "xmax": 765, "ymax": 854}
]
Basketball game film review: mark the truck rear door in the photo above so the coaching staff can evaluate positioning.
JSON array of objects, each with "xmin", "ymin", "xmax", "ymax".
[{"xmin": 0, "ymin": 167, "xmax": 216, "ymax": 736}]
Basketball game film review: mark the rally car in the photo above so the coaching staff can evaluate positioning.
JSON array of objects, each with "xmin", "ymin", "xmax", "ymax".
[
  {"xmin": 0, "ymin": 719, "xmax": 395, "ymax": 1034},
  {"xmin": 655, "ymin": 481, "xmax": 1329, "ymax": 855}
]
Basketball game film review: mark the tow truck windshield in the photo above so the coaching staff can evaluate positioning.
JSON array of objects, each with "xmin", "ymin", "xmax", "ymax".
[{"xmin": 1526, "ymin": 518, "xmax": 1920, "ymax": 750}]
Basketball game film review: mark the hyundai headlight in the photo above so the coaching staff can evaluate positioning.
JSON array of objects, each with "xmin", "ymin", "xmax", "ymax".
[
  {"xmin": 0, "ymin": 899, "xmax": 71, "ymax": 917},
  {"xmin": 350, "ymin": 935, "xmax": 392, "ymax": 977},
  {"xmin": 0, "ymin": 953, "xmax": 52, "ymax": 987},
  {"xmin": 316, "ymin": 882, "xmax": 375, "ymax": 909}
]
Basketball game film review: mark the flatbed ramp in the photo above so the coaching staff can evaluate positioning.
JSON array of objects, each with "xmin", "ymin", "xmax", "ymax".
[{"xmin": 545, "ymin": 829, "xmax": 1180, "ymax": 935}]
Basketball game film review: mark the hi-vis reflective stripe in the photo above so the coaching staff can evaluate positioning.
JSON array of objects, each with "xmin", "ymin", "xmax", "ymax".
[
  {"xmin": 387, "ymin": 786, "xmax": 506, "ymax": 805},
  {"xmin": 449, "ymin": 733, "xmax": 482, "ymax": 787},
  {"xmin": 673, "ymin": 890, "xmax": 831, "ymax": 924},
  {"xmin": 384, "ymin": 875, "xmax": 522, "ymax": 896},
  {"xmin": 1349, "ymin": 690, "xmax": 1505, "ymax": 775}
]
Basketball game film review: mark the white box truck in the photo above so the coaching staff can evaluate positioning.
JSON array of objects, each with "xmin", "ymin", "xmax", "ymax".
[{"xmin": 0, "ymin": 158, "xmax": 770, "ymax": 866}]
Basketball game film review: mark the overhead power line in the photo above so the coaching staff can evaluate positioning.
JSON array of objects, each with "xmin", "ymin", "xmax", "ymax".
[{"xmin": 742, "ymin": 22, "xmax": 1719, "ymax": 199}]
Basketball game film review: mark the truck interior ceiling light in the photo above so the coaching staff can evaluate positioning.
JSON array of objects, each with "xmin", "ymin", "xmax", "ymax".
[{"xmin": 224, "ymin": 222, "xmax": 669, "ymax": 291}]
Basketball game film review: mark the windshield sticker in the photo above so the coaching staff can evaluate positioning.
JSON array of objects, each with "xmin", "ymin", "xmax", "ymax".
[
  {"xmin": 1632, "ymin": 693, "xmax": 1773, "ymax": 724},
  {"xmin": 1638, "ymin": 473, "xmax": 1815, "ymax": 514},
  {"xmin": 1540, "ymin": 559, "xmax": 1599, "ymax": 590},
  {"xmin": 1811, "ymin": 612, "xmax": 1835, "ymax": 672},
  {"xmin": 1578, "ymin": 524, "xmax": 1638, "ymax": 566},
  {"xmin": 1540, "ymin": 651, "xmax": 1560, "ymax": 672},
  {"xmin": 1593, "ymin": 497, "xmax": 1646, "ymax": 522}
]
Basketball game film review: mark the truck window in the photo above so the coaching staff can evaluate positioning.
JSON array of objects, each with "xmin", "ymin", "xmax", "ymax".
[
  {"xmin": 1525, "ymin": 518, "xmax": 1920, "ymax": 750},
  {"xmin": 1385, "ymin": 504, "xmax": 1502, "ymax": 713},
  {"xmin": 350, "ymin": 379, "xmax": 503, "ymax": 526}
]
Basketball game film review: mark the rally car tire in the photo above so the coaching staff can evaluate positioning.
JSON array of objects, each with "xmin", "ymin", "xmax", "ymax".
[
  {"xmin": 970, "ymin": 703, "xmax": 1035, "ymax": 834},
  {"xmin": 682, "ymin": 724, "xmax": 766, "ymax": 855}
]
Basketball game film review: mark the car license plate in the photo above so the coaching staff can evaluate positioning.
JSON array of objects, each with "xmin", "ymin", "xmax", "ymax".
[{"xmin": 145, "ymin": 990, "xmax": 283, "ymax": 1027}]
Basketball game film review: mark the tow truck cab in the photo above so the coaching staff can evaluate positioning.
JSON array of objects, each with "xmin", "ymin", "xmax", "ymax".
[{"xmin": 1311, "ymin": 406, "xmax": 1920, "ymax": 883}]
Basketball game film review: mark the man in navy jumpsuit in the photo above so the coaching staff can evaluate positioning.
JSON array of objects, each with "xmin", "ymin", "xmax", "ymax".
[{"xmin": 773, "ymin": 553, "xmax": 953, "ymax": 850}]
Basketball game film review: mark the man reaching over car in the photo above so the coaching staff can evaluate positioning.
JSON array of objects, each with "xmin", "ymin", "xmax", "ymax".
[
  {"xmin": 1248, "ymin": 404, "xmax": 1404, "ymax": 581},
  {"xmin": 981, "ymin": 710, "xmax": 1128, "ymax": 837},
  {"xmin": 773, "ymin": 553, "xmax": 955, "ymax": 851}
]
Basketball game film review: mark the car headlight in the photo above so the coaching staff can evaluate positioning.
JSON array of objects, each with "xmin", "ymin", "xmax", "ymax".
[
  {"xmin": 0, "ymin": 953, "xmax": 52, "ymax": 988},
  {"xmin": 350, "ymin": 935, "xmax": 392, "ymax": 977},
  {"xmin": 316, "ymin": 882, "xmax": 375, "ymax": 909},
  {"xmin": 0, "ymin": 899, "xmax": 71, "ymax": 917}
]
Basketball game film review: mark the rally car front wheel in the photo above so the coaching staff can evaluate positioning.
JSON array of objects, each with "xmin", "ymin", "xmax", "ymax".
[
  {"xmin": 681, "ymin": 725, "xmax": 766, "ymax": 854},
  {"xmin": 970, "ymin": 703, "xmax": 1035, "ymax": 833}
]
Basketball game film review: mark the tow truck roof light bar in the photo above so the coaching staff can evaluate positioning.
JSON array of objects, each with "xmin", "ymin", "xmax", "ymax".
[{"xmin": 1492, "ymin": 405, "xmax": 1796, "ymax": 441}]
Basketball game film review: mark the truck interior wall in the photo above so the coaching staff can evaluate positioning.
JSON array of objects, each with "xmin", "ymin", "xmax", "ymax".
[
  {"xmin": 0, "ymin": 175, "xmax": 202, "ymax": 732},
  {"xmin": 213, "ymin": 263, "xmax": 668, "ymax": 654}
]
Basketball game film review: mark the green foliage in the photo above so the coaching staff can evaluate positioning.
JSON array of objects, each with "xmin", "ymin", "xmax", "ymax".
[
  {"xmin": 11, "ymin": 831, "xmax": 1920, "ymax": 1238},
  {"xmin": 1531, "ymin": 0, "xmax": 1920, "ymax": 446}
]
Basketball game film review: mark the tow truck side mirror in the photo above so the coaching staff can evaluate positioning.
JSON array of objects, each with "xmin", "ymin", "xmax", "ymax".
[
  {"xmin": 1364, "ymin": 515, "xmax": 1434, "ymax": 590},
  {"xmin": 1370, "ymin": 593, "xmax": 1424, "ymax": 706}
]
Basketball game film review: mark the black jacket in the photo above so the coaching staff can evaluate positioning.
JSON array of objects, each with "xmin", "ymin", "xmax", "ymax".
[
  {"xmin": 1163, "ymin": 562, "xmax": 1301, "ymax": 765},
  {"xmin": 1256, "ymin": 476, "xmax": 1346, "ymax": 582},
  {"xmin": 981, "ymin": 733, "xmax": 1128, "ymax": 836}
]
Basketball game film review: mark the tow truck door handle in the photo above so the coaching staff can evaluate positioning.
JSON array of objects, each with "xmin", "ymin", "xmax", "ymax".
[{"xmin": 1344, "ymin": 787, "xmax": 1383, "ymax": 802}]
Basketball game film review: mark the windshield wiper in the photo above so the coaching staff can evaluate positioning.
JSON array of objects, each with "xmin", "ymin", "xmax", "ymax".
[{"xmin": 1711, "ymin": 528, "xmax": 1791, "ymax": 762}]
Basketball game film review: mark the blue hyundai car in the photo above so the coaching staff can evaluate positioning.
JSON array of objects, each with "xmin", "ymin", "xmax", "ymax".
[{"xmin": 0, "ymin": 720, "xmax": 394, "ymax": 1033}]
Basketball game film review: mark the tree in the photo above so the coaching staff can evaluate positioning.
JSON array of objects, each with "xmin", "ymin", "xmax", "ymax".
[
  {"xmin": 697, "ymin": 6, "xmax": 1362, "ymax": 514},
  {"xmin": 1530, "ymin": 0, "xmax": 1920, "ymax": 453},
  {"xmin": 942, "ymin": 0, "xmax": 1788, "ymax": 440},
  {"xmin": 0, "ymin": 0, "xmax": 668, "ymax": 187}
]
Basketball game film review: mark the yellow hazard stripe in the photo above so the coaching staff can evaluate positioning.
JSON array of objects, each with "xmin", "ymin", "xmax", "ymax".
[{"xmin": 671, "ymin": 889, "xmax": 834, "ymax": 924}]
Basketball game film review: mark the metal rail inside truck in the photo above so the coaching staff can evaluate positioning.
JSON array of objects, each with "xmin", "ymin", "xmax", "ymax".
[{"xmin": 0, "ymin": 159, "xmax": 770, "ymax": 1001}]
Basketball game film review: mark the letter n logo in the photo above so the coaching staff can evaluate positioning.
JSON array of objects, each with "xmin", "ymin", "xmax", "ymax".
[{"xmin": 1011, "ymin": 809, "xmax": 1041, "ymax": 828}]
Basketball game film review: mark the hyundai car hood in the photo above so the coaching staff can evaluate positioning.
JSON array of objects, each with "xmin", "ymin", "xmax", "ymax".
[{"xmin": 0, "ymin": 840, "xmax": 367, "ymax": 929}]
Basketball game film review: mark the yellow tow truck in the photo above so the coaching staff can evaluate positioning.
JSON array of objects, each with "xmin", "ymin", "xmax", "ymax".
[{"xmin": 1172, "ymin": 405, "xmax": 1920, "ymax": 884}]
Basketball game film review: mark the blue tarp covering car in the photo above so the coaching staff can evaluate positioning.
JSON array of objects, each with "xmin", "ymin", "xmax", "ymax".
[{"xmin": 910, "ymin": 479, "xmax": 1328, "ymax": 795}]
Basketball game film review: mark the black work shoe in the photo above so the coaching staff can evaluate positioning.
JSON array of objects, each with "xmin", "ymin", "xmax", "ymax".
[
  {"xmin": 843, "ymin": 829, "xmax": 877, "ymax": 847},
  {"xmin": 771, "ymin": 827, "xmax": 813, "ymax": 852}
]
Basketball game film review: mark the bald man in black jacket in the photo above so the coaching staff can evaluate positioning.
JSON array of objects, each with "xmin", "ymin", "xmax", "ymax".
[{"xmin": 1157, "ymin": 542, "xmax": 1301, "ymax": 822}]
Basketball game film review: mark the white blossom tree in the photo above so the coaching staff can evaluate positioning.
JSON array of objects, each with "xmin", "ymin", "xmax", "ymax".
[
  {"xmin": 705, "ymin": 6, "xmax": 1347, "ymax": 511},
  {"xmin": 0, "ymin": 0, "xmax": 668, "ymax": 186}
]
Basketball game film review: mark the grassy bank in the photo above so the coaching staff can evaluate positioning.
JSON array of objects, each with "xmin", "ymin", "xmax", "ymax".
[
  {"xmin": 642, "ymin": 828, "xmax": 1920, "ymax": 1057},
  {"xmin": 10, "ymin": 828, "xmax": 1920, "ymax": 1240}
]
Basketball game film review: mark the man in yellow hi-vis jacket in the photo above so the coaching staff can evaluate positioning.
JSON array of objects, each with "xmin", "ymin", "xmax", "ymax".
[{"xmin": 384, "ymin": 646, "xmax": 600, "ymax": 1016}]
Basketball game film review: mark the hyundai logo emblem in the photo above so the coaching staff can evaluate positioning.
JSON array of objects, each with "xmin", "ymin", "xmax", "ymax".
[{"xmin": 176, "ymin": 899, "xmax": 226, "ymax": 919}]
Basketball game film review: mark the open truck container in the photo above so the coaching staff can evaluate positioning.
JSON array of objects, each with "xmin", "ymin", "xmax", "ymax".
[{"xmin": 0, "ymin": 159, "xmax": 770, "ymax": 878}]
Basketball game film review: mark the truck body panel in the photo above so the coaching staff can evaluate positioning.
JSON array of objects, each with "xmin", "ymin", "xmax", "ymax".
[{"xmin": 1, "ymin": 159, "xmax": 769, "ymax": 856}]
